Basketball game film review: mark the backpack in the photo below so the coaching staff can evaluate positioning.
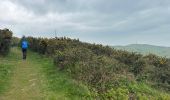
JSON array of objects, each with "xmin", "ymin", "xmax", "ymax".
[{"xmin": 22, "ymin": 41, "xmax": 28, "ymax": 49}]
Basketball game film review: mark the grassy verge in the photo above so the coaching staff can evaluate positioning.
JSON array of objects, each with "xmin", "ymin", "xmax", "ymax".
[
  {"xmin": 28, "ymin": 50, "xmax": 170, "ymax": 100},
  {"xmin": 0, "ymin": 63, "xmax": 13, "ymax": 94},
  {"xmin": 0, "ymin": 50, "xmax": 17, "ymax": 95},
  {"xmin": 28, "ymin": 50, "xmax": 91, "ymax": 100}
]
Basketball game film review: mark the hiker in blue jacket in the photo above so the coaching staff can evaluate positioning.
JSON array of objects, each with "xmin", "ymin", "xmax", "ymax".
[{"xmin": 21, "ymin": 36, "xmax": 28, "ymax": 60}]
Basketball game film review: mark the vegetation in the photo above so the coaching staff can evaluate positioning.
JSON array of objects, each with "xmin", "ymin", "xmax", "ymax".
[
  {"xmin": 25, "ymin": 36, "xmax": 170, "ymax": 99},
  {"xmin": 0, "ymin": 29, "xmax": 13, "ymax": 94},
  {"xmin": 0, "ymin": 28, "xmax": 13, "ymax": 56},
  {"xmin": 0, "ymin": 29, "xmax": 168, "ymax": 99},
  {"xmin": 0, "ymin": 62, "xmax": 13, "ymax": 95},
  {"xmin": 0, "ymin": 48, "xmax": 90, "ymax": 99},
  {"xmin": 0, "ymin": 29, "xmax": 12, "ymax": 55},
  {"xmin": 0, "ymin": 48, "xmax": 17, "ymax": 95},
  {"xmin": 11, "ymin": 37, "xmax": 20, "ymax": 47}
]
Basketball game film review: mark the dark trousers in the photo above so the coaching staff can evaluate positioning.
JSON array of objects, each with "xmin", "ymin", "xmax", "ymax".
[{"xmin": 22, "ymin": 48, "xmax": 27, "ymax": 60}]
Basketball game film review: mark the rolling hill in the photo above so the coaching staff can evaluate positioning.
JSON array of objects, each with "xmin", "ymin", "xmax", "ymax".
[{"xmin": 113, "ymin": 44, "xmax": 170, "ymax": 58}]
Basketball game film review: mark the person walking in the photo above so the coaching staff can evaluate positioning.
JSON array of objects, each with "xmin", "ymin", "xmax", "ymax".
[{"xmin": 21, "ymin": 36, "xmax": 28, "ymax": 60}]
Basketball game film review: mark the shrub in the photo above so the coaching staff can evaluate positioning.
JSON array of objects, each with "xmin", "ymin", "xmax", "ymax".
[
  {"xmin": 25, "ymin": 36, "xmax": 170, "ymax": 99},
  {"xmin": 0, "ymin": 28, "xmax": 13, "ymax": 56},
  {"xmin": 11, "ymin": 37, "xmax": 20, "ymax": 47},
  {"xmin": 39, "ymin": 39, "xmax": 48, "ymax": 54}
]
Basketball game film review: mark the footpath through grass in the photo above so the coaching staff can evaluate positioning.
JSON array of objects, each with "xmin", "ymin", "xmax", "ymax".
[
  {"xmin": 0, "ymin": 48, "xmax": 89, "ymax": 100},
  {"xmin": 1, "ymin": 48, "xmax": 169, "ymax": 100}
]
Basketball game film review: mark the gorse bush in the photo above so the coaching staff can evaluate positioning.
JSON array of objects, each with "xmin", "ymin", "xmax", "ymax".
[
  {"xmin": 11, "ymin": 37, "xmax": 20, "ymax": 47},
  {"xmin": 0, "ymin": 28, "xmax": 13, "ymax": 56},
  {"xmin": 26, "ymin": 36, "xmax": 170, "ymax": 99}
]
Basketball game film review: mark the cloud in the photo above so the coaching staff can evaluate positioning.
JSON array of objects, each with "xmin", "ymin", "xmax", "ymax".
[{"xmin": 0, "ymin": 0, "xmax": 170, "ymax": 46}]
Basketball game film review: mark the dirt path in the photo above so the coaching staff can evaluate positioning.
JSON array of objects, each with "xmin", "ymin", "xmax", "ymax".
[{"xmin": 0, "ymin": 48, "xmax": 45, "ymax": 100}]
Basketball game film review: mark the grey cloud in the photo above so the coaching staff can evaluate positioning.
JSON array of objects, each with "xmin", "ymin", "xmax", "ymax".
[{"xmin": 1, "ymin": 0, "xmax": 170, "ymax": 46}]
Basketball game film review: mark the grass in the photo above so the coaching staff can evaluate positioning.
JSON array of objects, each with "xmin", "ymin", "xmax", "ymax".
[
  {"xmin": 0, "ymin": 63, "xmax": 13, "ymax": 94},
  {"xmin": 0, "ymin": 48, "xmax": 90, "ymax": 100},
  {"xmin": 29, "ymin": 49, "xmax": 91, "ymax": 100},
  {"xmin": 0, "ymin": 49, "xmax": 18, "ymax": 95},
  {"xmin": 0, "ymin": 47, "xmax": 170, "ymax": 100},
  {"xmin": 102, "ymin": 81, "xmax": 170, "ymax": 100},
  {"xmin": 127, "ymin": 82, "xmax": 170, "ymax": 99}
]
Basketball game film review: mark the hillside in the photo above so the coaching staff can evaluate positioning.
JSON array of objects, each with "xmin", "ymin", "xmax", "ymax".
[
  {"xmin": 24, "ymin": 37, "xmax": 170, "ymax": 99},
  {"xmin": 0, "ymin": 48, "xmax": 89, "ymax": 99},
  {"xmin": 114, "ymin": 44, "xmax": 170, "ymax": 58},
  {"xmin": 0, "ymin": 31, "xmax": 170, "ymax": 99},
  {"xmin": 0, "ymin": 47, "xmax": 169, "ymax": 99}
]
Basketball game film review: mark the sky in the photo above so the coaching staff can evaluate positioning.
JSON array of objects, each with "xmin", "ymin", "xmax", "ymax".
[{"xmin": 0, "ymin": 0, "xmax": 170, "ymax": 46}]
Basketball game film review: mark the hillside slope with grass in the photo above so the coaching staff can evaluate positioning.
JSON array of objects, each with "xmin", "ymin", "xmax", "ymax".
[
  {"xmin": 0, "ymin": 47, "xmax": 169, "ymax": 99},
  {"xmin": 24, "ymin": 37, "xmax": 170, "ymax": 99},
  {"xmin": 114, "ymin": 44, "xmax": 170, "ymax": 58},
  {"xmin": 0, "ymin": 48, "xmax": 90, "ymax": 100},
  {"xmin": 0, "ymin": 30, "xmax": 170, "ymax": 99}
]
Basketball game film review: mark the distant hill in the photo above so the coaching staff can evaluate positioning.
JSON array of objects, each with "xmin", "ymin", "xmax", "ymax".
[{"xmin": 113, "ymin": 44, "xmax": 170, "ymax": 58}]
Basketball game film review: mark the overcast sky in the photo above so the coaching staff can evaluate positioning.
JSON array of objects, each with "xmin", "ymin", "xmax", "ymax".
[{"xmin": 0, "ymin": 0, "xmax": 170, "ymax": 46}]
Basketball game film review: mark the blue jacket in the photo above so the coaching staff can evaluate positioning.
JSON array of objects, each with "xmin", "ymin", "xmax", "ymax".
[{"xmin": 22, "ymin": 40, "xmax": 28, "ymax": 49}]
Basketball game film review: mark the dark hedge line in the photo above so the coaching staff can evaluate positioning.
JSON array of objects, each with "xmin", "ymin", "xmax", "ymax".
[
  {"xmin": 0, "ymin": 29, "xmax": 13, "ymax": 56},
  {"xmin": 25, "ymin": 36, "xmax": 170, "ymax": 99}
]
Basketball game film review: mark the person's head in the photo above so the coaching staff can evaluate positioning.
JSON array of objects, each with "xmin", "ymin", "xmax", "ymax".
[{"xmin": 22, "ymin": 35, "xmax": 26, "ymax": 40}]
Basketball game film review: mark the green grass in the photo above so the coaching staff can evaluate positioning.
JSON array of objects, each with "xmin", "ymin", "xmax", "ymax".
[
  {"xmin": 102, "ymin": 81, "xmax": 170, "ymax": 100},
  {"xmin": 0, "ymin": 49, "xmax": 18, "ymax": 95},
  {"xmin": 0, "ymin": 63, "xmax": 13, "ymax": 94},
  {"xmin": 0, "ymin": 47, "xmax": 170, "ymax": 100},
  {"xmin": 0, "ymin": 48, "xmax": 90, "ymax": 100},
  {"xmin": 29, "ymin": 50, "xmax": 91, "ymax": 100},
  {"xmin": 127, "ymin": 82, "xmax": 170, "ymax": 99}
]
